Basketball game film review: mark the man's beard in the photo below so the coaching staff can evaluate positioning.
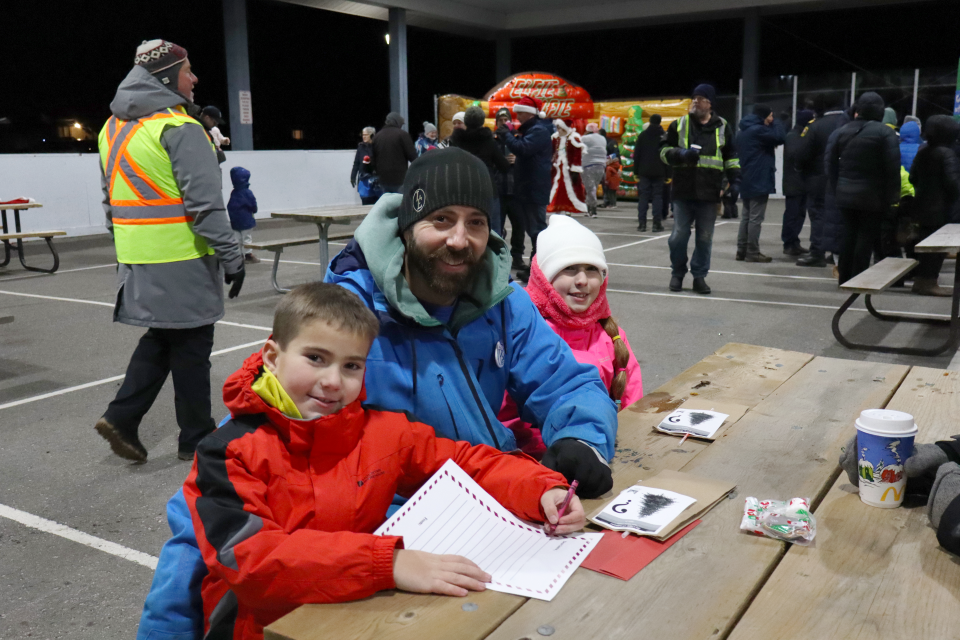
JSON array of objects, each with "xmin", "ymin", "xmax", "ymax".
[
  {"xmin": 690, "ymin": 104, "xmax": 710, "ymax": 119},
  {"xmin": 406, "ymin": 239, "xmax": 484, "ymax": 300}
]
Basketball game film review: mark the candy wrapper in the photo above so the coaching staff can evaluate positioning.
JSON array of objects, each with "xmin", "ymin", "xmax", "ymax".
[{"xmin": 740, "ymin": 497, "xmax": 816, "ymax": 545}]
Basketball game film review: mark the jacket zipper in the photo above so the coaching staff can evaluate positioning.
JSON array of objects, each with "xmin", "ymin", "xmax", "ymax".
[
  {"xmin": 449, "ymin": 339, "xmax": 501, "ymax": 449},
  {"xmin": 436, "ymin": 374, "xmax": 461, "ymax": 440}
]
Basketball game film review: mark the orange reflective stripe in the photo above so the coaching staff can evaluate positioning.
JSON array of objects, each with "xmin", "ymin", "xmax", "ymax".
[
  {"xmin": 109, "ymin": 122, "xmax": 144, "ymax": 200},
  {"xmin": 123, "ymin": 151, "xmax": 173, "ymax": 199},
  {"xmin": 117, "ymin": 167, "xmax": 146, "ymax": 200},
  {"xmin": 110, "ymin": 198, "xmax": 184, "ymax": 206},
  {"xmin": 112, "ymin": 216, "xmax": 194, "ymax": 226}
]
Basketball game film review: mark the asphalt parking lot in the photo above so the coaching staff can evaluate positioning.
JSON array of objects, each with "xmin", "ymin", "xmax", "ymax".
[{"xmin": 2, "ymin": 199, "xmax": 957, "ymax": 638}]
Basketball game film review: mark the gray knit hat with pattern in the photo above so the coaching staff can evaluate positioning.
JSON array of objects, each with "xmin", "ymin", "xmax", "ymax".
[{"xmin": 398, "ymin": 147, "xmax": 493, "ymax": 233}]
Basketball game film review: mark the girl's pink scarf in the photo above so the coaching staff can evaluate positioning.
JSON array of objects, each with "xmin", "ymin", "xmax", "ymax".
[{"xmin": 525, "ymin": 256, "xmax": 611, "ymax": 329}]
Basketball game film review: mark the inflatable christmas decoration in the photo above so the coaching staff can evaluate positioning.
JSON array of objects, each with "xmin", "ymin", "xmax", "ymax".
[
  {"xmin": 548, "ymin": 119, "xmax": 587, "ymax": 214},
  {"xmin": 617, "ymin": 106, "xmax": 644, "ymax": 199},
  {"xmin": 437, "ymin": 73, "xmax": 690, "ymax": 199}
]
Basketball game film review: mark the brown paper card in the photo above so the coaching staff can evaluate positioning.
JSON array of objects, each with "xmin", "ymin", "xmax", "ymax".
[{"xmin": 589, "ymin": 469, "xmax": 736, "ymax": 540}]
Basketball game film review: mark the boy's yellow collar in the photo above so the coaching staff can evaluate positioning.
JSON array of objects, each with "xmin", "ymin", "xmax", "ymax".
[{"xmin": 251, "ymin": 367, "xmax": 303, "ymax": 419}]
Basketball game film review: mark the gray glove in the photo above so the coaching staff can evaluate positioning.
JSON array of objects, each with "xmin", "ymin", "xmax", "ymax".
[
  {"xmin": 905, "ymin": 443, "xmax": 949, "ymax": 478},
  {"xmin": 839, "ymin": 435, "xmax": 861, "ymax": 486},
  {"xmin": 929, "ymin": 462, "xmax": 960, "ymax": 528}
]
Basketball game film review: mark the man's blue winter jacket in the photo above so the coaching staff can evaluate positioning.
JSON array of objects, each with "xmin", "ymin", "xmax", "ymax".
[
  {"xmin": 736, "ymin": 114, "xmax": 786, "ymax": 200},
  {"xmin": 135, "ymin": 194, "xmax": 618, "ymax": 639},
  {"xmin": 502, "ymin": 117, "xmax": 553, "ymax": 205}
]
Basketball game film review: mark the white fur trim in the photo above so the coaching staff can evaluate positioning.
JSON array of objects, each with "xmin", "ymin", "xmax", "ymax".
[
  {"xmin": 549, "ymin": 130, "xmax": 587, "ymax": 213},
  {"xmin": 513, "ymin": 104, "xmax": 537, "ymax": 115},
  {"xmin": 452, "ymin": 111, "xmax": 465, "ymax": 122}
]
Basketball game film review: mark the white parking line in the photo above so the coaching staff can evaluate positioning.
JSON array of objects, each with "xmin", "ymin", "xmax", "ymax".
[
  {"xmin": 607, "ymin": 287, "xmax": 952, "ymax": 319},
  {"xmin": 0, "ymin": 290, "xmax": 271, "ymax": 331},
  {"xmin": 603, "ymin": 221, "xmax": 732, "ymax": 252},
  {"xmin": 0, "ymin": 503, "xmax": 158, "ymax": 570},
  {"xmin": 0, "ymin": 263, "xmax": 116, "ymax": 283},
  {"xmin": 0, "ymin": 339, "xmax": 265, "ymax": 412},
  {"xmin": 608, "ymin": 262, "xmax": 837, "ymax": 282}
]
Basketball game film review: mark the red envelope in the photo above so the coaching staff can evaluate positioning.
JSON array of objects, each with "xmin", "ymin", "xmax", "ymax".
[{"xmin": 581, "ymin": 520, "xmax": 701, "ymax": 580}]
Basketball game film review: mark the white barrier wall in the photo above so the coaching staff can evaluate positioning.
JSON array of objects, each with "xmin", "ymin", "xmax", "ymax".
[{"xmin": 0, "ymin": 150, "xmax": 361, "ymax": 237}]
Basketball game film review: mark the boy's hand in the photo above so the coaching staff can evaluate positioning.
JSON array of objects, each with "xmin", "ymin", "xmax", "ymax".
[
  {"xmin": 393, "ymin": 549, "xmax": 490, "ymax": 597},
  {"xmin": 541, "ymin": 487, "xmax": 586, "ymax": 535}
]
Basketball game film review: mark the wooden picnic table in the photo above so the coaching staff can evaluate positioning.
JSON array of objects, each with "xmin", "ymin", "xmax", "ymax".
[
  {"xmin": 0, "ymin": 202, "xmax": 63, "ymax": 273},
  {"xmin": 270, "ymin": 205, "xmax": 372, "ymax": 271},
  {"xmin": 264, "ymin": 343, "xmax": 959, "ymax": 640}
]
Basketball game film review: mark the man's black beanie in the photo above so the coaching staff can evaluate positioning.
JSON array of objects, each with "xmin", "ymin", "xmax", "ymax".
[
  {"xmin": 398, "ymin": 147, "xmax": 493, "ymax": 233},
  {"xmin": 752, "ymin": 103, "xmax": 773, "ymax": 119}
]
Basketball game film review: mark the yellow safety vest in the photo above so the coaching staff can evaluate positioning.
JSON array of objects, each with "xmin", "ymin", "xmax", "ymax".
[
  {"xmin": 661, "ymin": 115, "xmax": 741, "ymax": 172},
  {"xmin": 98, "ymin": 108, "xmax": 216, "ymax": 264}
]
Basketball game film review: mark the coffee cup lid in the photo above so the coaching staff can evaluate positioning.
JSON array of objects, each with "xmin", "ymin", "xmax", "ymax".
[{"xmin": 856, "ymin": 409, "xmax": 916, "ymax": 435}]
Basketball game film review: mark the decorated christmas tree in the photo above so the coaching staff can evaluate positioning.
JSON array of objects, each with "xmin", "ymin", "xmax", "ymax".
[{"xmin": 617, "ymin": 105, "xmax": 643, "ymax": 199}]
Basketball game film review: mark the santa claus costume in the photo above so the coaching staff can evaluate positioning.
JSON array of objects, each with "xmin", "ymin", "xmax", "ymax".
[{"xmin": 547, "ymin": 120, "xmax": 587, "ymax": 214}]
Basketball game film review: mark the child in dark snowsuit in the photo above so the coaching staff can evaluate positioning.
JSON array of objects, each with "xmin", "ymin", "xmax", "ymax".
[{"xmin": 227, "ymin": 166, "xmax": 259, "ymax": 264}]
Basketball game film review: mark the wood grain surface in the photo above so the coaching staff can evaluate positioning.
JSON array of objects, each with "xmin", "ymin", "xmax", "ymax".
[
  {"xmin": 729, "ymin": 366, "xmax": 960, "ymax": 640},
  {"xmin": 486, "ymin": 357, "xmax": 909, "ymax": 640}
]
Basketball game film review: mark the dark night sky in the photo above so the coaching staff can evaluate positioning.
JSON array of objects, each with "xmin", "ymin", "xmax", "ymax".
[{"xmin": 1, "ymin": 0, "xmax": 958, "ymax": 152}]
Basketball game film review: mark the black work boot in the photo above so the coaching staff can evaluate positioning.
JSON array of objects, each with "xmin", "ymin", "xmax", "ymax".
[
  {"xmin": 796, "ymin": 254, "xmax": 827, "ymax": 267},
  {"xmin": 692, "ymin": 277, "xmax": 711, "ymax": 295},
  {"xmin": 669, "ymin": 275, "xmax": 683, "ymax": 292},
  {"xmin": 637, "ymin": 222, "xmax": 647, "ymax": 232},
  {"xmin": 95, "ymin": 417, "xmax": 147, "ymax": 463},
  {"xmin": 652, "ymin": 221, "xmax": 664, "ymax": 232}
]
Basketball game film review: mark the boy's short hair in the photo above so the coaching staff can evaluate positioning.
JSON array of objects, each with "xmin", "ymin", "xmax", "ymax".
[{"xmin": 273, "ymin": 283, "xmax": 379, "ymax": 349}]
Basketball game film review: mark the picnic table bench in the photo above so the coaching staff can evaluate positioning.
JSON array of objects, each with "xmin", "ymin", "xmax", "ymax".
[
  {"xmin": 832, "ymin": 225, "xmax": 960, "ymax": 356},
  {"xmin": 270, "ymin": 205, "xmax": 371, "ymax": 274},
  {"xmin": 246, "ymin": 233, "xmax": 354, "ymax": 293},
  {"xmin": 0, "ymin": 202, "xmax": 65, "ymax": 273},
  {"xmin": 265, "ymin": 343, "xmax": 960, "ymax": 640}
]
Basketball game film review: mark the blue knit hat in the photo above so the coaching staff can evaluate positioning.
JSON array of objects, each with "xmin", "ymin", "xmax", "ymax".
[{"xmin": 692, "ymin": 84, "xmax": 716, "ymax": 104}]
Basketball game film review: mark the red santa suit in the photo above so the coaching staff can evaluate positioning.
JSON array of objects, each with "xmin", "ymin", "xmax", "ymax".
[{"xmin": 548, "ymin": 120, "xmax": 587, "ymax": 214}]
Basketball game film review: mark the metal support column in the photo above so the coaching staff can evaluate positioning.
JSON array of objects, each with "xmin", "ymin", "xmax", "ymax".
[
  {"xmin": 388, "ymin": 7, "xmax": 409, "ymax": 129},
  {"xmin": 791, "ymin": 75, "xmax": 798, "ymax": 126},
  {"xmin": 851, "ymin": 72, "xmax": 857, "ymax": 106},
  {"xmin": 223, "ymin": 0, "xmax": 253, "ymax": 150},
  {"xmin": 496, "ymin": 34, "xmax": 511, "ymax": 82},
  {"xmin": 741, "ymin": 8, "xmax": 760, "ymax": 113},
  {"xmin": 912, "ymin": 68, "xmax": 920, "ymax": 116}
]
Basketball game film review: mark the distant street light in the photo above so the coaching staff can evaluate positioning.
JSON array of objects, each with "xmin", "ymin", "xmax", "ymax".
[
  {"xmin": 74, "ymin": 122, "xmax": 82, "ymax": 129},
  {"xmin": 385, "ymin": 33, "xmax": 390, "ymax": 45}
]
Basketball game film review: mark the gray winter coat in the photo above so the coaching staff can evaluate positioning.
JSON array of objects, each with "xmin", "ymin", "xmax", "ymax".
[{"xmin": 100, "ymin": 66, "xmax": 242, "ymax": 329}]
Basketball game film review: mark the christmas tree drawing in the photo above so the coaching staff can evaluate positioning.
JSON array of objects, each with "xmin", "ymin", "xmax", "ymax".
[{"xmin": 638, "ymin": 492, "xmax": 675, "ymax": 519}]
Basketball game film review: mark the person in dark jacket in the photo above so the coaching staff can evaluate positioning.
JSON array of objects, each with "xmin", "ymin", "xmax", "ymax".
[
  {"xmin": 450, "ymin": 106, "xmax": 511, "ymax": 234},
  {"xmin": 735, "ymin": 104, "xmax": 786, "ymax": 262},
  {"xmin": 351, "ymin": 126, "xmax": 378, "ymax": 203},
  {"xmin": 493, "ymin": 107, "xmax": 525, "ymax": 270},
  {"xmin": 900, "ymin": 119, "xmax": 921, "ymax": 172},
  {"xmin": 499, "ymin": 96, "xmax": 553, "ymax": 276},
  {"xmin": 371, "ymin": 112, "xmax": 417, "ymax": 193},
  {"xmin": 661, "ymin": 84, "xmax": 741, "ymax": 295},
  {"xmin": 825, "ymin": 92, "xmax": 901, "ymax": 284},
  {"xmin": 227, "ymin": 166, "xmax": 259, "ymax": 264},
  {"xmin": 781, "ymin": 110, "xmax": 814, "ymax": 255},
  {"xmin": 908, "ymin": 115, "xmax": 960, "ymax": 295},
  {"xmin": 634, "ymin": 114, "xmax": 667, "ymax": 231},
  {"xmin": 795, "ymin": 98, "xmax": 850, "ymax": 267}
]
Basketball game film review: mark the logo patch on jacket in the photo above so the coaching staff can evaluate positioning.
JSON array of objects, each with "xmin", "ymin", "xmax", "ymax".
[
  {"xmin": 357, "ymin": 468, "xmax": 385, "ymax": 487},
  {"xmin": 495, "ymin": 341, "xmax": 505, "ymax": 368}
]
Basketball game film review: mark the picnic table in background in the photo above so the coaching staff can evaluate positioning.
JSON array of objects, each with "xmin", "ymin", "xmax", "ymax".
[
  {"xmin": 270, "ymin": 204, "xmax": 372, "ymax": 272},
  {"xmin": 0, "ymin": 200, "xmax": 65, "ymax": 273},
  {"xmin": 265, "ymin": 343, "xmax": 960, "ymax": 640}
]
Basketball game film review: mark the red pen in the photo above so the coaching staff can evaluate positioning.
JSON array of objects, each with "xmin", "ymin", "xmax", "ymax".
[{"xmin": 549, "ymin": 480, "xmax": 579, "ymax": 535}]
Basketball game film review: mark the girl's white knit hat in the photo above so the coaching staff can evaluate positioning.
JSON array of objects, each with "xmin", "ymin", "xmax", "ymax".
[{"xmin": 536, "ymin": 214, "xmax": 608, "ymax": 282}]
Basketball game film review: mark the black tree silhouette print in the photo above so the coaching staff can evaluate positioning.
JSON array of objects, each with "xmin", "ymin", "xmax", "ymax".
[{"xmin": 638, "ymin": 492, "xmax": 675, "ymax": 518}]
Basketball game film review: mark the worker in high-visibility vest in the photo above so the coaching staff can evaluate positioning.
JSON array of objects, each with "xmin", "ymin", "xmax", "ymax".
[
  {"xmin": 94, "ymin": 39, "xmax": 244, "ymax": 464},
  {"xmin": 660, "ymin": 84, "xmax": 741, "ymax": 296}
]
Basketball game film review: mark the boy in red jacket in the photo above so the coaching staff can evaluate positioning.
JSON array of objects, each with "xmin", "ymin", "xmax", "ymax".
[
  {"xmin": 183, "ymin": 283, "xmax": 584, "ymax": 640},
  {"xmin": 603, "ymin": 154, "xmax": 621, "ymax": 208}
]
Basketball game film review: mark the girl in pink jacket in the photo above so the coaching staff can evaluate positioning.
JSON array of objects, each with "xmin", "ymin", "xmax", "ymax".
[{"xmin": 499, "ymin": 214, "xmax": 643, "ymax": 459}]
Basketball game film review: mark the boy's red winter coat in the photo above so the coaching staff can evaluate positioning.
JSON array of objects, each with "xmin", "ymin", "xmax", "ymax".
[
  {"xmin": 605, "ymin": 161, "xmax": 622, "ymax": 190},
  {"xmin": 184, "ymin": 351, "xmax": 567, "ymax": 640}
]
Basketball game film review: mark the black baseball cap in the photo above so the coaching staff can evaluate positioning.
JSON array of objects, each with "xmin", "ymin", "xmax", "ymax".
[{"xmin": 201, "ymin": 106, "xmax": 225, "ymax": 124}]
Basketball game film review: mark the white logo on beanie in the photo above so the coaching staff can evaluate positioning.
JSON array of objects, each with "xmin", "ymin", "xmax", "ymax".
[{"xmin": 413, "ymin": 189, "xmax": 426, "ymax": 213}]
